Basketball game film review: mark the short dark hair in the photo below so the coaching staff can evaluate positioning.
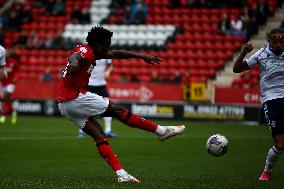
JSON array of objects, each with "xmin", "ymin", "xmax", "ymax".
[
  {"xmin": 269, "ymin": 28, "xmax": 284, "ymax": 35},
  {"xmin": 86, "ymin": 26, "xmax": 113, "ymax": 46}
]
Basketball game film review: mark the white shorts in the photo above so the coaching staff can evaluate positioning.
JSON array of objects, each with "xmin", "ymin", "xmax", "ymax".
[
  {"xmin": 2, "ymin": 84, "xmax": 15, "ymax": 94},
  {"xmin": 58, "ymin": 92, "xmax": 109, "ymax": 129}
]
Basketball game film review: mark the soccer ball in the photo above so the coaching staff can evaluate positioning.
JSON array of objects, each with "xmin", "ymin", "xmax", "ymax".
[{"xmin": 206, "ymin": 134, "xmax": 228, "ymax": 157}]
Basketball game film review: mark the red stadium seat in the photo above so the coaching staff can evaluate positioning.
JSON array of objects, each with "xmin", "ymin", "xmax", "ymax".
[{"xmin": 12, "ymin": 0, "xmax": 263, "ymax": 88}]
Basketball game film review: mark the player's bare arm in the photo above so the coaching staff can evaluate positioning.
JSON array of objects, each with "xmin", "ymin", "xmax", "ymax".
[
  {"xmin": 105, "ymin": 64, "xmax": 113, "ymax": 79},
  {"xmin": 233, "ymin": 43, "xmax": 253, "ymax": 73},
  {"xmin": 0, "ymin": 66, "xmax": 7, "ymax": 80},
  {"xmin": 105, "ymin": 50, "xmax": 162, "ymax": 65},
  {"xmin": 66, "ymin": 53, "xmax": 83, "ymax": 76}
]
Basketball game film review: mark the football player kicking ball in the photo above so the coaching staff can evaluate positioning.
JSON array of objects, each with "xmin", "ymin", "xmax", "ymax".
[
  {"xmin": 233, "ymin": 28, "xmax": 284, "ymax": 181},
  {"xmin": 57, "ymin": 26, "xmax": 185, "ymax": 183},
  {"xmin": 78, "ymin": 59, "xmax": 117, "ymax": 138}
]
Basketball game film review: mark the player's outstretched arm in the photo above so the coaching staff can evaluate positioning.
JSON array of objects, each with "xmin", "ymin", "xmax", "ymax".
[
  {"xmin": 105, "ymin": 50, "xmax": 161, "ymax": 65},
  {"xmin": 233, "ymin": 43, "xmax": 253, "ymax": 73}
]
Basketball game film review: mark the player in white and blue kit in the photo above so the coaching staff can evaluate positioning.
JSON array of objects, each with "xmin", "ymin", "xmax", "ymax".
[
  {"xmin": 0, "ymin": 45, "xmax": 7, "ymax": 78},
  {"xmin": 78, "ymin": 59, "xmax": 117, "ymax": 138},
  {"xmin": 0, "ymin": 45, "xmax": 7, "ymax": 115},
  {"xmin": 233, "ymin": 28, "xmax": 284, "ymax": 181}
]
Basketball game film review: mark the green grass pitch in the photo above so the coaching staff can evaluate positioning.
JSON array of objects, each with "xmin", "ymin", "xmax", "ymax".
[{"xmin": 0, "ymin": 116, "xmax": 283, "ymax": 189}]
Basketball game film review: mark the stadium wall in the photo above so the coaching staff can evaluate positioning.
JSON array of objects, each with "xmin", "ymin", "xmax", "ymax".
[
  {"xmin": 11, "ymin": 81, "xmax": 264, "ymax": 123},
  {"xmin": 12, "ymin": 100, "xmax": 262, "ymax": 124}
]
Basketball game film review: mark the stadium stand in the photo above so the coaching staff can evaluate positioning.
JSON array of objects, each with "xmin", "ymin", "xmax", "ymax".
[
  {"xmin": 221, "ymin": 0, "xmax": 281, "ymax": 88},
  {"xmin": 106, "ymin": 1, "xmax": 247, "ymax": 82},
  {"xmin": 63, "ymin": 24, "xmax": 176, "ymax": 48}
]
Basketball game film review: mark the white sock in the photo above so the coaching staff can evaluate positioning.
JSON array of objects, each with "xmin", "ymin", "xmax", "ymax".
[
  {"xmin": 104, "ymin": 117, "xmax": 112, "ymax": 133},
  {"xmin": 116, "ymin": 169, "xmax": 128, "ymax": 177},
  {"xmin": 264, "ymin": 146, "xmax": 282, "ymax": 172},
  {"xmin": 155, "ymin": 125, "xmax": 166, "ymax": 136}
]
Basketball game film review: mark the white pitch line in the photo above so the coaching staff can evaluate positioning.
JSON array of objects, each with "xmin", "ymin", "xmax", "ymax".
[
  {"xmin": 0, "ymin": 135, "xmax": 270, "ymax": 141},
  {"xmin": 0, "ymin": 136, "xmax": 77, "ymax": 141}
]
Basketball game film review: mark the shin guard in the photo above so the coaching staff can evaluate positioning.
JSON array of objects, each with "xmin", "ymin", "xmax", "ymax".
[{"xmin": 96, "ymin": 138, "xmax": 122, "ymax": 171}]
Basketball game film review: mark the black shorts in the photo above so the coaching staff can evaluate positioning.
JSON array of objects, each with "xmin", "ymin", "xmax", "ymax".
[
  {"xmin": 87, "ymin": 85, "xmax": 109, "ymax": 97},
  {"xmin": 263, "ymin": 97, "xmax": 284, "ymax": 137}
]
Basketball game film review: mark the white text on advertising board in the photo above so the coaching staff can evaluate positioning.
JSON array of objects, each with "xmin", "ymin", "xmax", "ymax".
[
  {"xmin": 184, "ymin": 105, "xmax": 245, "ymax": 120},
  {"xmin": 13, "ymin": 101, "xmax": 42, "ymax": 113},
  {"xmin": 244, "ymin": 92, "xmax": 260, "ymax": 102},
  {"xmin": 109, "ymin": 86, "xmax": 153, "ymax": 101}
]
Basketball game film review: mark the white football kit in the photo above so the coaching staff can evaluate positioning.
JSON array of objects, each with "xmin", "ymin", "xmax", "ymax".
[
  {"xmin": 245, "ymin": 46, "xmax": 284, "ymax": 103},
  {"xmin": 0, "ymin": 45, "xmax": 6, "ymax": 67},
  {"xmin": 2, "ymin": 84, "xmax": 16, "ymax": 94},
  {"xmin": 89, "ymin": 59, "xmax": 112, "ymax": 86}
]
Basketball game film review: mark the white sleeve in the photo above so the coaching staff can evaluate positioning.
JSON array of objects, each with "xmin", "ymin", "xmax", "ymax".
[
  {"xmin": 244, "ymin": 48, "xmax": 264, "ymax": 69},
  {"xmin": 106, "ymin": 59, "xmax": 112, "ymax": 65},
  {"xmin": 0, "ymin": 47, "xmax": 6, "ymax": 66}
]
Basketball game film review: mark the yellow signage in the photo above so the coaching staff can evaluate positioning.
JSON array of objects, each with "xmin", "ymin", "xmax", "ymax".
[{"xmin": 190, "ymin": 82, "xmax": 206, "ymax": 101}]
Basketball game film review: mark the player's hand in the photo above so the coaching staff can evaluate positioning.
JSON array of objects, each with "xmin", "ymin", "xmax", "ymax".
[
  {"xmin": 143, "ymin": 55, "xmax": 162, "ymax": 65},
  {"xmin": 242, "ymin": 42, "xmax": 253, "ymax": 54}
]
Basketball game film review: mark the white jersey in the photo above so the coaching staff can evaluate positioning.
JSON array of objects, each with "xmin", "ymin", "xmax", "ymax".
[
  {"xmin": 0, "ymin": 45, "xmax": 6, "ymax": 67},
  {"xmin": 245, "ymin": 46, "xmax": 284, "ymax": 103},
  {"xmin": 88, "ymin": 59, "xmax": 112, "ymax": 86}
]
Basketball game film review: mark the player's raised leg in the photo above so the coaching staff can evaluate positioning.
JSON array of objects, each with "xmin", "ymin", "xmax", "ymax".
[
  {"xmin": 102, "ymin": 101, "xmax": 185, "ymax": 141},
  {"xmin": 82, "ymin": 117, "xmax": 140, "ymax": 183}
]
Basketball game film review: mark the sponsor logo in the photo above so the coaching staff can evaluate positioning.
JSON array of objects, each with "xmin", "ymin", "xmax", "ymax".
[
  {"xmin": 44, "ymin": 100, "xmax": 56, "ymax": 115},
  {"xmin": 80, "ymin": 47, "xmax": 87, "ymax": 53},
  {"xmin": 13, "ymin": 100, "xmax": 42, "ymax": 113},
  {"xmin": 260, "ymin": 59, "xmax": 284, "ymax": 68},
  {"xmin": 140, "ymin": 86, "xmax": 153, "ymax": 101},
  {"xmin": 131, "ymin": 104, "xmax": 174, "ymax": 118}
]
